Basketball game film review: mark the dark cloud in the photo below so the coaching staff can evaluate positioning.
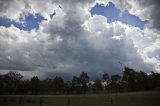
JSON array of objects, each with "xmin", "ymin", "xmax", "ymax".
[
  {"xmin": 136, "ymin": 0, "xmax": 160, "ymax": 29},
  {"xmin": 41, "ymin": 13, "xmax": 152, "ymax": 78},
  {"xmin": 0, "ymin": 0, "xmax": 158, "ymax": 78}
]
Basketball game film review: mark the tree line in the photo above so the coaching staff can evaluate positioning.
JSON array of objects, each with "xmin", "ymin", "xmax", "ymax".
[{"xmin": 0, "ymin": 66, "xmax": 160, "ymax": 95}]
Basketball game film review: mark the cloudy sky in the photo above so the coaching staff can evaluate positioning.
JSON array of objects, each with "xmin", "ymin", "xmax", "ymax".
[{"xmin": 0, "ymin": 0, "xmax": 159, "ymax": 79}]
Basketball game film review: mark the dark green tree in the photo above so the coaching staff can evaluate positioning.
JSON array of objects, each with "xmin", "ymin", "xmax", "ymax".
[
  {"xmin": 92, "ymin": 79, "xmax": 103, "ymax": 93},
  {"xmin": 65, "ymin": 81, "xmax": 72, "ymax": 94},
  {"xmin": 108, "ymin": 74, "xmax": 121, "ymax": 92},
  {"xmin": 101, "ymin": 73, "xmax": 110, "ymax": 91},
  {"xmin": 148, "ymin": 72, "xmax": 160, "ymax": 90},
  {"xmin": 30, "ymin": 76, "xmax": 40, "ymax": 94},
  {"xmin": 41, "ymin": 78, "xmax": 52, "ymax": 94},
  {"xmin": 135, "ymin": 71, "xmax": 148, "ymax": 90},
  {"xmin": 72, "ymin": 76, "xmax": 81, "ymax": 93},
  {"xmin": 4, "ymin": 71, "xmax": 23, "ymax": 94},
  {"xmin": 102, "ymin": 73, "xmax": 109, "ymax": 82},
  {"xmin": 111, "ymin": 74, "xmax": 121, "ymax": 82},
  {"xmin": 52, "ymin": 76, "xmax": 64, "ymax": 93},
  {"xmin": 17, "ymin": 80, "xmax": 31, "ymax": 94},
  {"xmin": 79, "ymin": 72, "xmax": 90, "ymax": 94},
  {"xmin": 0, "ymin": 74, "xmax": 4, "ymax": 94}
]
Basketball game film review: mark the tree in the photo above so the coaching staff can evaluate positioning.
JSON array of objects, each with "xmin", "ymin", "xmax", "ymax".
[
  {"xmin": 52, "ymin": 76, "xmax": 64, "ymax": 93},
  {"xmin": 0, "ymin": 74, "xmax": 4, "ymax": 94},
  {"xmin": 4, "ymin": 71, "xmax": 23, "ymax": 94},
  {"xmin": 0, "ymin": 69, "xmax": 160, "ymax": 95},
  {"xmin": 65, "ymin": 81, "xmax": 72, "ymax": 94},
  {"xmin": 111, "ymin": 74, "xmax": 121, "ymax": 82},
  {"xmin": 79, "ymin": 72, "xmax": 90, "ymax": 94},
  {"xmin": 123, "ymin": 67, "xmax": 137, "ymax": 91},
  {"xmin": 72, "ymin": 76, "xmax": 80, "ymax": 86},
  {"xmin": 30, "ymin": 76, "xmax": 40, "ymax": 94},
  {"xmin": 102, "ymin": 73, "xmax": 109, "ymax": 88},
  {"xmin": 92, "ymin": 79, "xmax": 103, "ymax": 93},
  {"xmin": 72, "ymin": 76, "xmax": 81, "ymax": 93},
  {"xmin": 108, "ymin": 74, "xmax": 121, "ymax": 92},
  {"xmin": 148, "ymin": 72, "xmax": 160, "ymax": 90},
  {"xmin": 102, "ymin": 73, "xmax": 109, "ymax": 82},
  {"xmin": 41, "ymin": 78, "xmax": 52, "ymax": 94},
  {"xmin": 17, "ymin": 79, "xmax": 31, "ymax": 94},
  {"xmin": 135, "ymin": 71, "xmax": 148, "ymax": 90}
]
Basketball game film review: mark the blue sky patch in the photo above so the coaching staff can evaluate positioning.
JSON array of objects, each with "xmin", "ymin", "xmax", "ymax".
[
  {"xmin": 90, "ymin": 2, "xmax": 148, "ymax": 29},
  {"xmin": 0, "ymin": 13, "xmax": 46, "ymax": 31}
]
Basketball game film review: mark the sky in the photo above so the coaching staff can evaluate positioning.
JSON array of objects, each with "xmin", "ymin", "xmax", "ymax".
[
  {"xmin": 90, "ymin": 2, "xmax": 148, "ymax": 29},
  {"xmin": 0, "ymin": 0, "xmax": 159, "ymax": 79},
  {"xmin": 0, "ymin": 13, "xmax": 45, "ymax": 31}
]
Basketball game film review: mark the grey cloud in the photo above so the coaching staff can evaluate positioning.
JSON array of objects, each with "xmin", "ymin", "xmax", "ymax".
[
  {"xmin": 0, "ymin": 0, "xmax": 13, "ymax": 13},
  {"xmin": 40, "ymin": 11, "xmax": 152, "ymax": 78},
  {"xmin": 134, "ymin": 0, "xmax": 160, "ymax": 30},
  {"xmin": 147, "ymin": 48, "xmax": 160, "ymax": 59},
  {"xmin": 112, "ymin": 0, "xmax": 160, "ymax": 30},
  {"xmin": 0, "ymin": 0, "xmax": 156, "ymax": 78},
  {"xmin": 0, "ymin": 0, "xmax": 26, "ymax": 19}
]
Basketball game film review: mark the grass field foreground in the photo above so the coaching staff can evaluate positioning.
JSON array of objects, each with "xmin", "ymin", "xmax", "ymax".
[{"xmin": 0, "ymin": 92, "xmax": 160, "ymax": 106}]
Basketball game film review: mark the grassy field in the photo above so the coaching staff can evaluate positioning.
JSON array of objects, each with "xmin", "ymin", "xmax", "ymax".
[{"xmin": 0, "ymin": 92, "xmax": 160, "ymax": 106}]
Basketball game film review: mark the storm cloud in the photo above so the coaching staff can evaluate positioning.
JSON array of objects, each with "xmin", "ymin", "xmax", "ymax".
[{"xmin": 0, "ymin": 0, "xmax": 159, "ymax": 79}]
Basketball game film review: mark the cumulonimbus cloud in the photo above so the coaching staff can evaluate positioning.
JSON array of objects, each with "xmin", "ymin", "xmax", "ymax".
[{"xmin": 0, "ymin": 0, "xmax": 159, "ymax": 79}]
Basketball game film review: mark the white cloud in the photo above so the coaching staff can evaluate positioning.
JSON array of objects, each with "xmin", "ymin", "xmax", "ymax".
[
  {"xmin": 83, "ymin": 15, "xmax": 152, "ymax": 71},
  {"xmin": 0, "ymin": 0, "xmax": 26, "ymax": 20},
  {"xmin": 111, "ymin": 0, "xmax": 160, "ymax": 30},
  {"xmin": 0, "ymin": 0, "xmax": 159, "ymax": 79}
]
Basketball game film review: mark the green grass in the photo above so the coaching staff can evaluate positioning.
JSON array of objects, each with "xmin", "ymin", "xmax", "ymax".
[{"xmin": 0, "ymin": 92, "xmax": 160, "ymax": 106}]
